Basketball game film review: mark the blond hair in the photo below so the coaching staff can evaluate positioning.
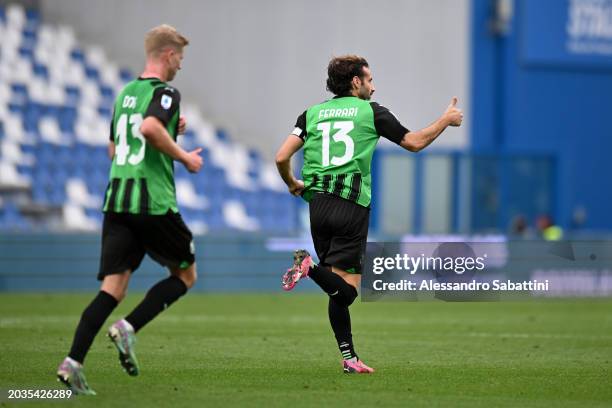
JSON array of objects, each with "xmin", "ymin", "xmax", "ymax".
[{"xmin": 144, "ymin": 24, "xmax": 189, "ymax": 57}]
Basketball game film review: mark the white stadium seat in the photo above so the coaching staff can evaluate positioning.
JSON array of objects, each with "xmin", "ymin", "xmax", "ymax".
[
  {"xmin": 62, "ymin": 203, "xmax": 99, "ymax": 231},
  {"xmin": 222, "ymin": 200, "xmax": 260, "ymax": 231},
  {"xmin": 0, "ymin": 161, "xmax": 30, "ymax": 187},
  {"xmin": 65, "ymin": 178, "xmax": 102, "ymax": 209},
  {"xmin": 176, "ymin": 179, "xmax": 209, "ymax": 210}
]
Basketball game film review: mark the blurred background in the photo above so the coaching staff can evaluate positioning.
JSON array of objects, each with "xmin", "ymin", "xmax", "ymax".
[{"xmin": 0, "ymin": 0, "xmax": 610, "ymax": 292}]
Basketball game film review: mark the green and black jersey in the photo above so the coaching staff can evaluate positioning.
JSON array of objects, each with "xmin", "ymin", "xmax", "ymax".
[
  {"xmin": 293, "ymin": 96, "xmax": 409, "ymax": 207},
  {"xmin": 103, "ymin": 77, "xmax": 182, "ymax": 215}
]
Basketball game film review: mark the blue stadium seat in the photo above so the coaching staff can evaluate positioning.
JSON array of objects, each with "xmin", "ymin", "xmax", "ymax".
[
  {"xmin": 23, "ymin": 103, "xmax": 41, "ymax": 132},
  {"xmin": 58, "ymin": 106, "xmax": 77, "ymax": 132},
  {"xmin": 10, "ymin": 83, "xmax": 28, "ymax": 106},
  {"xmin": 85, "ymin": 208, "xmax": 103, "ymax": 223},
  {"xmin": 16, "ymin": 164, "xmax": 33, "ymax": 178},
  {"xmin": 0, "ymin": 202, "xmax": 30, "ymax": 231},
  {"xmin": 56, "ymin": 148, "xmax": 74, "ymax": 171},
  {"xmin": 25, "ymin": 8, "xmax": 41, "ymax": 26},
  {"xmin": 21, "ymin": 27, "xmax": 37, "ymax": 50},
  {"xmin": 9, "ymin": 103, "xmax": 25, "ymax": 115},
  {"xmin": 18, "ymin": 46, "xmax": 35, "ymax": 60},
  {"xmin": 89, "ymin": 171, "xmax": 109, "ymax": 197},
  {"xmin": 44, "ymin": 105, "xmax": 60, "ymax": 119},
  {"xmin": 32, "ymin": 62, "xmax": 49, "ymax": 79},
  {"xmin": 216, "ymin": 128, "xmax": 231, "ymax": 143},
  {"xmin": 21, "ymin": 143, "xmax": 35, "ymax": 154},
  {"xmin": 97, "ymin": 106, "xmax": 112, "ymax": 118},
  {"xmin": 120, "ymin": 68, "xmax": 132, "ymax": 83},
  {"xmin": 70, "ymin": 48, "xmax": 85, "ymax": 63},
  {"xmin": 32, "ymin": 184, "xmax": 48, "ymax": 204},
  {"xmin": 48, "ymin": 188, "xmax": 67, "ymax": 206},
  {"xmin": 73, "ymin": 143, "xmax": 89, "ymax": 158},
  {"xmin": 92, "ymin": 148, "xmax": 109, "ymax": 168},
  {"xmin": 85, "ymin": 65, "xmax": 100, "ymax": 81},
  {"xmin": 205, "ymin": 208, "xmax": 225, "ymax": 230},
  {"xmin": 65, "ymin": 86, "xmax": 80, "ymax": 105},
  {"xmin": 99, "ymin": 84, "xmax": 114, "ymax": 98},
  {"xmin": 36, "ymin": 146, "xmax": 53, "ymax": 168}
]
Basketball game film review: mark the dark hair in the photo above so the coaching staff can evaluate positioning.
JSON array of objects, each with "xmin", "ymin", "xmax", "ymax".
[{"xmin": 326, "ymin": 55, "xmax": 369, "ymax": 96}]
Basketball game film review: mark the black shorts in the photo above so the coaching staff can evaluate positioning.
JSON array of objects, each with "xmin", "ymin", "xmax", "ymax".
[
  {"xmin": 309, "ymin": 192, "xmax": 370, "ymax": 274},
  {"xmin": 98, "ymin": 211, "xmax": 195, "ymax": 280}
]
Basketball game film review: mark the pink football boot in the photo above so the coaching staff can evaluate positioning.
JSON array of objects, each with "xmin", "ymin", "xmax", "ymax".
[
  {"xmin": 343, "ymin": 359, "xmax": 375, "ymax": 374},
  {"xmin": 281, "ymin": 249, "xmax": 313, "ymax": 291}
]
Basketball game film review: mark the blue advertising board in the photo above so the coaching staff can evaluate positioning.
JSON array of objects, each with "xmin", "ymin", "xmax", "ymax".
[{"xmin": 520, "ymin": 0, "xmax": 612, "ymax": 69}]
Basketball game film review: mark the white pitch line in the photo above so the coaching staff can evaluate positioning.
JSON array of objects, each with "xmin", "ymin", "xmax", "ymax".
[
  {"xmin": 1, "ymin": 315, "xmax": 611, "ymax": 340},
  {"xmin": 466, "ymin": 332, "xmax": 612, "ymax": 340}
]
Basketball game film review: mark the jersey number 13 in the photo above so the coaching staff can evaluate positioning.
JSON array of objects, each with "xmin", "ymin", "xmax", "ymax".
[{"xmin": 317, "ymin": 121, "xmax": 354, "ymax": 167}]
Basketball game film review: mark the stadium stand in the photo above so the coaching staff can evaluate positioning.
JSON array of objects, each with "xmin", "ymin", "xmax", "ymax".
[{"xmin": 0, "ymin": 4, "xmax": 297, "ymax": 233}]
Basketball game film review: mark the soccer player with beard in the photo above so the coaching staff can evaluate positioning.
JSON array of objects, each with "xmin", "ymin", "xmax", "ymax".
[{"xmin": 276, "ymin": 55, "xmax": 463, "ymax": 373}]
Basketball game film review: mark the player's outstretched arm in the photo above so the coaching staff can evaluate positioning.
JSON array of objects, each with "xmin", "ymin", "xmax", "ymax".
[
  {"xmin": 275, "ymin": 134, "xmax": 305, "ymax": 196},
  {"xmin": 140, "ymin": 116, "xmax": 203, "ymax": 173},
  {"xmin": 400, "ymin": 97, "xmax": 463, "ymax": 152}
]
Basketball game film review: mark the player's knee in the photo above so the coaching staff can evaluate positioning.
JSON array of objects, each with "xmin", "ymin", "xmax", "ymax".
[
  {"xmin": 101, "ymin": 272, "xmax": 130, "ymax": 302},
  {"xmin": 101, "ymin": 285, "xmax": 126, "ymax": 302},
  {"xmin": 113, "ymin": 288, "xmax": 128, "ymax": 302},
  {"xmin": 184, "ymin": 268, "xmax": 197, "ymax": 289},
  {"xmin": 173, "ymin": 264, "xmax": 197, "ymax": 289}
]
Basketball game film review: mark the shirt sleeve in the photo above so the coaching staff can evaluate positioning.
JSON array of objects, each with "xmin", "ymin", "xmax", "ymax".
[
  {"xmin": 291, "ymin": 111, "xmax": 307, "ymax": 140},
  {"xmin": 370, "ymin": 102, "xmax": 409, "ymax": 145},
  {"xmin": 144, "ymin": 86, "xmax": 181, "ymax": 126}
]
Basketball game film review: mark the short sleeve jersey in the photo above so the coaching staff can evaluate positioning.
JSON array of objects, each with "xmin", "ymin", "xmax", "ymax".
[
  {"xmin": 102, "ymin": 77, "xmax": 181, "ymax": 215},
  {"xmin": 293, "ymin": 96, "xmax": 409, "ymax": 207}
]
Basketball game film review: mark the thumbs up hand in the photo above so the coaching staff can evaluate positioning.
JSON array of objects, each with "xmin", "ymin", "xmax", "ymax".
[
  {"xmin": 443, "ymin": 96, "xmax": 463, "ymax": 127},
  {"xmin": 183, "ymin": 147, "xmax": 204, "ymax": 173}
]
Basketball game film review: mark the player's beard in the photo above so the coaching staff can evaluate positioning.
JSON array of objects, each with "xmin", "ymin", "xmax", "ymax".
[{"xmin": 359, "ymin": 87, "xmax": 372, "ymax": 100}]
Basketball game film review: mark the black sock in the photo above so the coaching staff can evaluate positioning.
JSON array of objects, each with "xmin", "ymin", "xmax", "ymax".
[
  {"xmin": 125, "ymin": 276, "xmax": 187, "ymax": 332},
  {"xmin": 68, "ymin": 290, "xmax": 118, "ymax": 364},
  {"xmin": 329, "ymin": 297, "xmax": 358, "ymax": 360},
  {"xmin": 308, "ymin": 264, "xmax": 358, "ymax": 306}
]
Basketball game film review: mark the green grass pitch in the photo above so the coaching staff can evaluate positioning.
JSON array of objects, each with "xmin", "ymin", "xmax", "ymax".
[{"xmin": 1, "ymin": 293, "xmax": 611, "ymax": 407}]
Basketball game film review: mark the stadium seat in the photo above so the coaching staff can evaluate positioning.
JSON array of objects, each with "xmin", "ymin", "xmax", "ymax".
[
  {"xmin": 0, "ymin": 201, "xmax": 29, "ymax": 231},
  {"xmin": 62, "ymin": 203, "xmax": 98, "ymax": 231},
  {"xmin": 0, "ymin": 160, "xmax": 30, "ymax": 187},
  {"xmin": 222, "ymin": 200, "xmax": 260, "ymax": 231},
  {"xmin": 176, "ymin": 178, "xmax": 209, "ymax": 210},
  {"xmin": 65, "ymin": 178, "xmax": 101, "ymax": 209}
]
